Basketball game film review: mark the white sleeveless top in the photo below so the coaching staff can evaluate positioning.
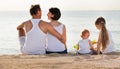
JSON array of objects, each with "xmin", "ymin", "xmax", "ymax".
[
  {"xmin": 46, "ymin": 24, "xmax": 65, "ymax": 52},
  {"xmin": 104, "ymin": 30, "xmax": 114, "ymax": 53},
  {"xmin": 78, "ymin": 39, "xmax": 91, "ymax": 54},
  {"xmin": 21, "ymin": 19, "xmax": 47, "ymax": 54}
]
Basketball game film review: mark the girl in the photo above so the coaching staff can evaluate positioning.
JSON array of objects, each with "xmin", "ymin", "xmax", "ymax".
[{"xmin": 95, "ymin": 17, "xmax": 114, "ymax": 55}]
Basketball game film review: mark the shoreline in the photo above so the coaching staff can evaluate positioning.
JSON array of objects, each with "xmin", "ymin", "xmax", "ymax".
[{"xmin": 0, "ymin": 52, "xmax": 120, "ymax": 69}]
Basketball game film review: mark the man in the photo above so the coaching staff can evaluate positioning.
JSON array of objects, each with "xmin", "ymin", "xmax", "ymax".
[{"xmin": 17, "ymin": 4, "xmax": 65, "ymax": 55}]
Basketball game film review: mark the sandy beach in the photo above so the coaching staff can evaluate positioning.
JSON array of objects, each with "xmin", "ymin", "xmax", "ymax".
[{"xmin": 0, "ymin": 52, "xmax": 120, "ymax": 69}]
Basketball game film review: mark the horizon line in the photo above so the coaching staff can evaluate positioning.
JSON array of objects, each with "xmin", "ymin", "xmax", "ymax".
[{"xmin": 0, "ymin": 9, "xmax": 120, "ymax": 12}]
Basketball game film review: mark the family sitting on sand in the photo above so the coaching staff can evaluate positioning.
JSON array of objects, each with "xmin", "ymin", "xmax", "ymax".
[{"xmin": 17, "ymin": 4, "xmax": 114, "ymax": 55}]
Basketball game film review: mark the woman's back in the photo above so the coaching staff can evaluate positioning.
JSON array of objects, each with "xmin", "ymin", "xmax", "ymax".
[
  {"xmin": 47, "ymin": 23, "xmax": 65, "ymax": 51},
  {"xmin": 104, "ymin": 30, "xmax": 114, "ymax": 53},
  {"xmin": 46, "ymin": 7, "xmax": 67, "ymax": 53}
]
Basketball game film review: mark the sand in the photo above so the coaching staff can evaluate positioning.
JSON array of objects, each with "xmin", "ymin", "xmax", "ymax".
[{"xmin": 0, "ymin": 52, "xmax": 120, "ymax": 69}]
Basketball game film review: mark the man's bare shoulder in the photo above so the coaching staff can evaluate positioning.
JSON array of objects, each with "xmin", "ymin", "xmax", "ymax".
[
  {"xmin": 40, "ymin": 20, "xmax": 49, "ymax": 24},
  {"xmin": 40, "ymin": 20, "xmax": 52, "ymax": 26},
  {"xmin": 22, "ymin": 20, "xmax": 31, "ymax": 24}
]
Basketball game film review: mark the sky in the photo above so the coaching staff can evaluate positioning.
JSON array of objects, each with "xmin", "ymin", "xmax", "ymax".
[{"xmin": 0, "ymin": 0, "xmax": 120, "ymax": 11}]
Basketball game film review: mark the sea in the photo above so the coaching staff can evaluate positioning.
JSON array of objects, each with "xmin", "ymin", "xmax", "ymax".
[{"xmin": 0, "ymin": 10, "xmax": 120, "ymax": 55}]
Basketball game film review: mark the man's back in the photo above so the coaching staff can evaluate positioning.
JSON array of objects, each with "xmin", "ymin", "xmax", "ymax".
[
  {"xmin": 21, "ymin": 19, "xmax": 47, "ymax": 54},
  {"xmin": 24, "ymin": 19, "xmax": 48, "ymax": 34}
]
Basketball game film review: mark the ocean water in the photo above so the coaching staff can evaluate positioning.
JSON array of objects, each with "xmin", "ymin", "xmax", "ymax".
[{"xmin": 0, "ymin": 11, "xmax": 120, "ymax": 55}]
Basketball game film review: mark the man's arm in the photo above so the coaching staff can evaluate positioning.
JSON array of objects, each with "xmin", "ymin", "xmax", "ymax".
[
  {"xmin": 47, "ymin": 23, "xmax": 65, "ymax": 43},
  {"xmin": 17, "ymin": 22, "xmax": 24, "ymax": 30},
  {"xmin": 17, "ymin": 22, "xmax": 26, "ymax": 37}
]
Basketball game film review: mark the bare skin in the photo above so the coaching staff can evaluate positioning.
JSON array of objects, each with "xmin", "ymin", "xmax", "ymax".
[
  {"xmin": 18, "ymin": 28, "xmax": 25, "ymax": 37},
  {"xmin": 95, "ymin": 24, "xmax": 102, "ymax": 55},
  {"xmin": 17, "ymin": 10, "xmax": 65, "ymax": 44},
  {"xmin": 47, "ymin": 12, "xmax": 67, "ymax": 49},
  {"xmin": 78, "ymin": 32, "xmax": 94, "ymax": 50},
  {"xmin": 49, "ymin": 21, "xmax": 67, "ymax": 49}
]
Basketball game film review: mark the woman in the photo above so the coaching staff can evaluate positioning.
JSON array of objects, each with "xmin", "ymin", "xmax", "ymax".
[
  {"xmin": 46, "ymin": 7, "xmax": 67, "ymax": 54},
  {"xmin": 95, "ymin": 17, "xmax": 114, "ymax": 55}
]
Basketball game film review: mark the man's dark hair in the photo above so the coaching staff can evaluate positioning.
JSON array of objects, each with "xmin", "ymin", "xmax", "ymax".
[
  {"xmin": 49, "ymin": 7, "xmax": 61, "ymax": 20},
  {"xmin": 30, "ymin": 4, "xmax": 41, "ymax": 15}
]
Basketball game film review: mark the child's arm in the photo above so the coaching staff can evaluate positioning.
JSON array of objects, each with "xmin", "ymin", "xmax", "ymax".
[
  {"xmin": 77, "ymin": 43, "xmax": 79, "ymax": 50},
  {"xmin": 76, "ymin": 43, "xmax": 79, "ymax": 54},
  {"xmin": 89, "ymin": 40, "xmax": 95, "ymax": 50},
  {"xmin": 77, "ymin": 40, "xmax": 80, "ymax": 50}
]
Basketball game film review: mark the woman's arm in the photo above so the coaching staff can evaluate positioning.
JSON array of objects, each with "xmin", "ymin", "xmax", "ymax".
[{"xmin": 62, "ymin": 25, "xmax": 67, "ymax": 49}]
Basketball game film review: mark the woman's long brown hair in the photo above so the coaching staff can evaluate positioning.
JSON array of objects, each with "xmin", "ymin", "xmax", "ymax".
[{"xmin": 95, "ymin": 17, "xmax": 109, "ymax": 51}]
